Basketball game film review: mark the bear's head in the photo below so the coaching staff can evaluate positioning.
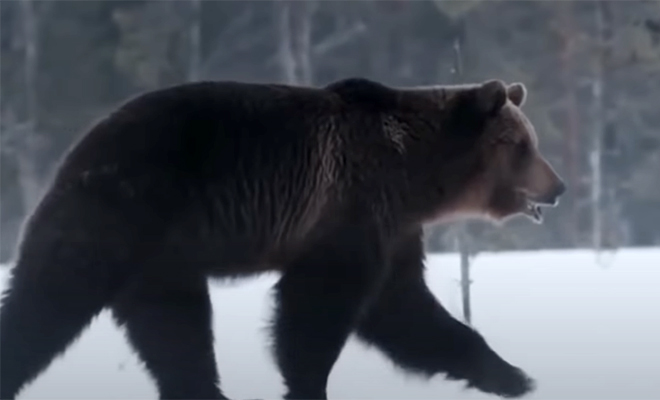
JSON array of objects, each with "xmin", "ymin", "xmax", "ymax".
[{"xmin": 393, "ymin": 79, "xmax": 566, "ymax": 225}]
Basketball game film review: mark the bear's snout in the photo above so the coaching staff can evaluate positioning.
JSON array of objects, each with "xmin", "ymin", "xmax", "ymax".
[
  {"xmin": 525, "ymin": 155, "xmax": 566, "ymax": 207},
  {"xmin": 535, "ymin": 179, "xmax": 566, "ymax": 206}
]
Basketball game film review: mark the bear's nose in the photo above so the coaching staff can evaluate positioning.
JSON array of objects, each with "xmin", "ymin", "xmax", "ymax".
[
  {"xmin": 554, "ymin": 179, "xmax": 567, "ymax": 198},
  {"xmin": 538, "ymin": 180, "xmax": 566, "ymax": 206}
]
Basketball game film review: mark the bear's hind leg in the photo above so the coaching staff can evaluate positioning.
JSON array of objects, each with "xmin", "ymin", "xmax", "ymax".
[
  {"xmin": 355, "ymin": 231, "xmax": 535, "ymax": 399},
  {"xmin": 0, "ymin": 255, "xmax": 115, "ymax": 399},
  {"xmin": 0, "ymin": 198, "xmax": 139, "ymax": 399},
  {"xmin": 271, "ymin": 221, "xmax": 387, "ymax": 400},
  {"xmin": 111, "ymin": 268, "xmax": 225, "ymax": 400}
]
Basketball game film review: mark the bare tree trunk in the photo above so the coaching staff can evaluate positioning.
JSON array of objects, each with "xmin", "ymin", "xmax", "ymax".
[
  {"xmin": 458, "ymin": 231, "xmax": 472, "ymax": 324},
  {"xmin": 293, "ymin": 1, "xmax": 313, "ymax": 85},
  {"xmin": 591, "ymin": 1, "xmax": 614, "ymax": 253},
  {"xmin": 365, "ymin": 1, "xmax": 392, "ymax": 82},
  {"xmin": 594, "ymin": 1, "xmax": 626, "ymax": 252},
  {"xmin": 451, "ymin": 18, "xmax": 473, "ymax": 325},
  {"xmin": 16, "ymin": 0, "xmax": 43, "ymax": 216},
  {"xmin": 556, "ymin": 2, "xmax": 581, "ymax": 247},
  {"xmin": 187, "ymin": 0, "xmax": 202, "ymax": 82},
  {"xmin": 590, "ymin": 96, "xmax": 603, "ymax": 252},
  {"xmin": 276, "ymin": 0, "xmax": 296, "ymax": 84},
  {"xmin": 276, "ymin": 0, "xmax": 315, "ymax": 85}
]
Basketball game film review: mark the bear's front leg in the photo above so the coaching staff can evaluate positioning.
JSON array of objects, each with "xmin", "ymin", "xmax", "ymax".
[
  {"xmin": 271, "ymin": 219, "xmax": 388, "ymax": 400},
  {"xmin": 355, "ymin": 230, "xmax": 536, "ymax": 398}
]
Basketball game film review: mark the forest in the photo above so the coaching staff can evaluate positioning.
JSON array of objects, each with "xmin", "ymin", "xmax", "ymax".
[{"xmin": 2, "ymin": 0, "xmax": 660, "ymax": 263}]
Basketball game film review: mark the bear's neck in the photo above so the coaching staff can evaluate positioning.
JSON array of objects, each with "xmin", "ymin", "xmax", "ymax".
[{"xmin": 389, "ymin": 95, "xmax": 487, "ymax": 225}]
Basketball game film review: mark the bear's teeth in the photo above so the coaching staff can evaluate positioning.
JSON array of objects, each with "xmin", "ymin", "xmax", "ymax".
[
  {"xmin": 525, "ymin": 201, "xmax": 543, "ymax": 224},
  {"xmin": 532, "ymin": 204, "xmax": 543, "ymax": 223}
]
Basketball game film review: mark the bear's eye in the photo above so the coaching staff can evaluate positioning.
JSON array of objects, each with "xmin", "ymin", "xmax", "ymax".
[
  {"xmin": 511, "ymin": 140, "xmax": 532, "ymax": 169},
  {"xmin": 515, "ymin": 140, "xmax": 530, "ymax": 157}
]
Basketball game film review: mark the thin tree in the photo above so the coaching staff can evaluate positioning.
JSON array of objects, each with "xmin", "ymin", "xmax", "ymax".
[
  {"xmin": 187, "ymin": 0, "xmax": 202, "ymax": 82},
  {"xmin": 15, "ymin": 0, "xmax": 43, "ymax": 216},
  {"xmin": 554, "ymin": 1, "xmax": 582, "ymax": 247},
  {"xmin": 590, "ymin": 1, "xmax": 615, "ymax": 254},
  {"xmin": 275, "ymin": 0, "xmax": 315, "ymax": 85},
  {"xmin": 451, "ymin": 18, "xmax": 474, "ymax": 325}
]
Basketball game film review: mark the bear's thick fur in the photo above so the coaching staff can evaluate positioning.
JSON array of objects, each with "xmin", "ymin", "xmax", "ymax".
[{"xmin": 0, "ymin": 77, "xmax": 565, "ymax": 400}]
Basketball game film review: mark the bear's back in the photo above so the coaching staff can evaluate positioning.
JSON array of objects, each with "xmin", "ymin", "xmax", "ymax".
[
  {"xmin": 39, "ymin": 81, "xmax": 357, "ymax": 263},
  {"xmin": 55, "ymin": 82, "xmax": 337, "ymax": 183}
]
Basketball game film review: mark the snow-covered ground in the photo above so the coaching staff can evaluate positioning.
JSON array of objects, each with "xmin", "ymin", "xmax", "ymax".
[{"xmin": 2, "ymin": 247, "xmax": 659, "ymax": 400}]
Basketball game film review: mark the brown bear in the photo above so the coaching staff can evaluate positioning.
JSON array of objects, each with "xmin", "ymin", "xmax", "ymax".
[{"xmin": 0, "ymin": 77, "xmax": 565, "ymax": 400}]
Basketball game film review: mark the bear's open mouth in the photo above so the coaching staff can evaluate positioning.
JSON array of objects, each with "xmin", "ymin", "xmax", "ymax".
[
  {"xmin": 516, "ymin": 189, "xmax": 550, "ymax": 224},
  {"xmin": 524, "ymin": 199, "xmax": 543, "ymax": 224}
]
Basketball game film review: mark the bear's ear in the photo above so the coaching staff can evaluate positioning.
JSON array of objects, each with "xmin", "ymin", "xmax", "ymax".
[
  {"xmin": 475, "ymin": 79, "xmax": 507, "ymax": 116},
  {"xmin": 507, "ymin": 82, "xmax": 527, "ymax": 107}
]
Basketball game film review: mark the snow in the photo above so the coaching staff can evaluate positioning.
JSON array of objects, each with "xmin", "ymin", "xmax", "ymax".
[{"xmin": 2, "ymin": 247, "xmax": 659, "ymax": 399}]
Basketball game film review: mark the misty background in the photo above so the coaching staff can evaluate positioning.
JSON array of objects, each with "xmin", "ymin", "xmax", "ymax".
[{"xmin": 1, "ymin": 0, "xmax": 660, "ymax": 264}]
